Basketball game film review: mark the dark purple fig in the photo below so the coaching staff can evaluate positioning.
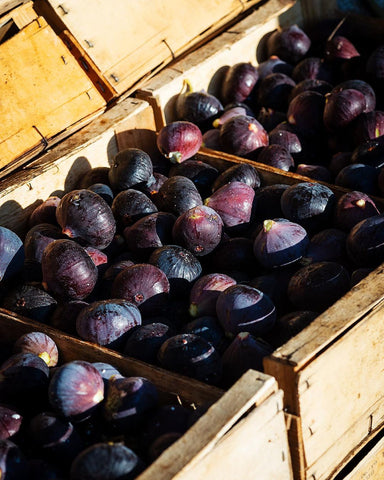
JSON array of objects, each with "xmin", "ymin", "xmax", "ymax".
[
  {"xmin": 253, "ymin": 184, "xmax": 289, "ymax": 221},
  {"xmin": 123, "ymin": 322, "xmax": 173, "ymax": 364},
  {"xmin": 289, "ymin": 78, "xmax": 333, "ymax": 101},
  {"xmin": 149, "ymin": 245, "xmax": 202, "ymax": 295},
  {"xmin": 169, "ymin": 159, "xmax": 219, "ymax": 198},
  {"xmin": 346, "ymin": 214, "xmax": 384, "ymax": 267},
  {"xmin": 351, "ymin": 135, "xmax": 384, "ymax": 169},
  {"xmin": 335, "ymin": 163, "xmax": 379, "ymax": 196},
  {"xmin": 204, "ymin": 181, "xmax": 255, "ymax": 229},
  {"xmin": 147, "ymin": 432, "xmax": 183, "ymax": 462},
  {"xmin": 212, "ymin": 105, "xmax": 249, "ymax": 128},
  {"xmin": 0, "ymin": 226, "xmax": 24, "ymax": 282},
  {"xmin": 325, "ymin": 35, "xmax": 360, "ymax": 61},
  {"xmin": 87, "ymin": 183, "xmax": 114, "ymax": 205},
  {"xmin": 302, "ymin": 228, "xmax": 347, "ymax": 265},
  {"xmin": 208, "ymin": 236, "xmax": 257, "ymax": 274},
  {"xmin": 0, "ymin": 405, "xmax": 22, "ymax": 440},
  {"xmin": 295, "ymin": 164, "xmax": 333, "ymax": 183},
  {"xmin": 280, "ymin": 182, "xmax": 336, "ymax": 233},
  {"xmin": 141, "ymin": 404, "xmax": 190, "ymax": 446},
  {"xmin": 140, "ymin": 172, "xmax": 168, "ymax": 200},
  {"xmin": 202, "ymin": 128, "xmax": 222, "ymax": 149},
  {"xmin": 108, "ymin": 148, "xmax": 153, "ymax": 192},
  {"xmin": 172, "ymin": 205, "xmax": 223, "ymax": 256},
  {"xmin": 253, "ymin": 219, "xmax": 309, "ymax": 269},
  {"xmin": 157, "ymin": 121, "xmax": 202, "ymax": 164},
  {"xmin": 1, "ymin": 284, "xmax": 57, "ymax": 323},
  {"xmin": 123, "ymin": 212, "xmax": 176, "ymax": 259},
  {"xmin": 331, "ymin": 80, "xmax": 376, "ymax": 113},
  {"xmin": 70, "ymin": 442, "xmax": 145, "ymax": 480},
  {"xmin": 266, "ymin": 25, "xmax": 311, "ymax": 64},
  {"xmin": 111, "ymin": 264, "xmax": 170, "ymax": 316},
  {"xmin": 366, "ymin": 45, "xmax": 384, "ymax": 87},
  {"xmin": 220, "ymin": 62, "xmax": 259, "ymax": 104},
  {"xmin": 216, "ymin": 284, "xmax": 276, "ymax": 336},
  {"xmin": 50, "ymin": 300, "xmax": 89, "ymax": 335},
  {"xmin": 0, "ymin": 439, "xmax": 28, "ymax": 479},
  {"xmin": 219, "ymin": 115, "xmax": 269, "ymax": 156},
  {"xmin": 103, "ymin": 376, "xmax": 158, "ymax": 432},
  {"xmin": 256, "ymin": 107, "xmax": 287, "ymax": 132},
  {"xmin": 287, "ymin": 261, "xmax": 350, "ymax": 311},
  {"xmin": 269, "ymin": 128, "xmax": 302, "ymax": 159},
  {"xmin": 189, "ymin": 273, "xmax": 237, "ymax": 318},
  {"xmin": 13, "ymin": 332, "xmax": 58, "ymax": 367},
  {"xmin": 175, "ymin": 81, "xmax": 223, "ymax": 127},
  {"xmin": 111, "ymin": 188, "xmax": 158, "ymax": 231},
  {"xmin": 76, "ymin": 299, "xmax": 141, "ymax": 348},
  {"xmin": 287, "ymin": 91, "xmax": 326, "ymax": 137},
  {"xmin": 334, "ymin": 191, "xmax": 380, "ymax": 231},
  {"xmin": 156, "ymin": 175, "xmax": 203, "ymax": 217},
  {"xmin": 257, "ymin": 55, "xmax": 293, "ymax": 79},
  {"xmin": 28, "ymin": 411, "xmax": 84, "ymax": 464},
  {"xmin": 264, "ymin": 310, "xmax": 318, "ymax": 348},
  {"xmin": 157, "ymin": 333, "xmax": 222, "ymax": 385},
  {"xmin": 323, "ymin": 89, "xmax": 366, "ymax": 131},
  {"xmin": 77, "ymin": 167, "xmax": 110, "ymax": 189},
  {"xmin": 256, "ymin": 144, "xmax": 294, "ymax": 171},
  {"xmin": 292, "ymin": 57, "xmax": 334, "ymax": 83},
  {"xmin": 351, "ymin": 111, "xmax": 384, "ymax": 146},
  {"xmin": 221, "ymin": 332, "xmax": 274, "ymax": 387},
  {"xmin": 56, "ymin": 189, "xmax": 116, "ymax": 250},
  {"xmin": 351, "ymin": 268, "xmax": 375, "ymax": 287},
  {"xmin": 48, "ymin": 360, "xmax": 104, "ymax": 420},
  {"xmin": 184, "ymin": 316, "xmax": 228, "ymax": 353},
  {"xmin": 24, "ymin": 223, "xmax": 64, "ymax": 263},
  {"xmin": 29, "ymin": 196, "xmax": 61, "ymax": 228},
  {"xmin": 257, "ymin": 72, "xmax": 296, "ymax": 112},
  {"xmin": 211, "ymin": 163, "xmax": 260, "ymax": 192},
  {"xmin": 41, "ymin": 239, "xmax": 98, "ymax": 301},
  {"xmin": 92, "ymin": 362, "xmax": 123, "ymax": 391},
  {"xmin": 0, "ymin": 352, "xmax": 49, "ymax": 409},
  {"xmin": 329, "ymin": 151, "xmax": 352, "ymax": 176}
]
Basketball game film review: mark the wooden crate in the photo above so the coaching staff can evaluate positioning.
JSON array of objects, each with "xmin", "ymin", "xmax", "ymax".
[
  {"xmin": 33, "ymin": 0, "xmax": 267, "ymax": 103},
  {"xmin": 0, "ymin": 1, "xmax": 106, "ymax": 176},
  {"xmin": 0, "ymin": 308, "xmax": 293, "ymax": 480}
]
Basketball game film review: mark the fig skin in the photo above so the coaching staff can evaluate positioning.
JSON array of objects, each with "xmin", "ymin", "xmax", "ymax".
[
  {"xmin": 88, "ymin": 183, "xmax": 114, "ymax": 206},
  {"xmin": 334, "ymin": 191, "xmax": 380, "ymax": 232},
  {"xmin": 189, "ymin": 273, "xmax": 237, "ymax": 318},
  {"xmin": 157, "ymin": 121, "xmax": 203, "ymax": 164},
  {"xmin": 0, "ymin": 405, "xmax": 22, "ymax": 440},
  {"xmin": 220, "ymin": 62, "xmax": 259, "ymax": 104},
  {"xmin": 48, "ymin": 360, "xmax": 104, "ymax": 421},
  {"xmin": 76, "ymin": 299, "xmax": 142, "ymax": 349},
  {"xmin": 211, "ymin": 163, "xmax": 260, "ymax": 192},
  {"xmin": 303, "ymin": 228, "xmax": 347, "ymax": 265},
  {"xmin": 323, "ymin": 88, "xmax": 366, "ymax": 132},
  {"xmin": 331, "ymin": 79, "xmax": 376, "ymax": 113},
  {"xmin": 108, "ymin": 148, "xmax": 154, "ymax": 192},
  {"xmin": 24, "ymin": 223, "xmax": 65, "ymax": 263},
  {"xmin": 123, "ymin": 322, "xmax": 173, "ymax": 364},
  {"xmin": 346, "ymin": 214, "xmax": 384, "ymax": 267},
  {"xmin": 257, "ymin": 72, "xmax": 296, "ymax": 112},
  {"xmin": 219, "ymin": 115, "xmax": 269, "ymax": 156},
  {"xmin": 111, "ymin": 264, "xmax": 170, "ymax": 317},
  {"xmin": 175, "ymin": 84, "xmax": 223, "ymax": 128},
  {"xmin": 287, "ymin": 90, "xmax": 326, "ymax": 138},
  {"xmin": 41, "ymin": 239, "xmax": 98, "ymax": 301},
  {"xmin": 0, "ymin": 226, "xmax": 24, "ymax": 282},
  {"xmin": 169, "ymin": 159, "xmax": 219, "ymax": 198},
  {"xmin": 28, "ymin": 196, "xmax": 61, "ymax": 228},
  {"xmin": 256, "ymin": 144, "xmax": 294, "ymax": 171},
  {"xmin": 156, "ymin": 175, "xmax": 203, "ymax": 217},
  {"xmin": 216, "ymin": 284, "xmax": 276, "ymax": 336},
  {"xmin": 266, "ymin": 24, "xmax": 311, "ymax": 64},
  {"xmin": 335, "ymin": 163, "xmax": 379, "ymax": 196},
  {"xmin": 111, "ymin": 189, "xmax": 158, "ymax": 231},
  {"xmin": 172, "ymin": 205, "xmax": 224, "ymax": 256},
  {"xmin": 13, "ymin": 332, "xmax": 59, "ymax": 367},
  {"xmin": 183, "ymin": 316, "xmax": 228, "ymax": 354},
  {"xmin": 253, "ymin": 219, "xmax": 309, "ymax": 269},
  {"xmin": 56, "ymin": 189, "xmax": 116, "ymax": 250}
]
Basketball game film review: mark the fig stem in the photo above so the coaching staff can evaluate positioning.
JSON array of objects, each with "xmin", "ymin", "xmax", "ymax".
[
  {"xmin": 167, "ymin": 151, "xmax": 183, "ymax": 164},
  {"xmin": 356, "ymin": 199, "xmax": 366, "ymax": 208},
  {"xmin": 327, "ymin": 15, "xmax": 348, "ymax": 42},
  {"xmin": 39, "ymin": 351, "xmax": 51, "ymax": 365},
  {"xmin": 263, "ymin": 219, "xmax": 275, "ymax": 232},
  {"xmin": 181, "ymin": 78, "xmax": 193, "ymax": 95}
]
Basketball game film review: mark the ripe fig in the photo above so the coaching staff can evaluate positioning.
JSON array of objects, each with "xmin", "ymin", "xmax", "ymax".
[
  {"xmin": 335, "ymin": 163, "xmax": 379, "ymax": 196},
  {"xmin": 303, "ymin": 228, "xmax": 347, "ymax": 265},
  {"xmin": 219, "ymin": 115, "xmax": 268, "ymax": 156},
  {"xmin": 123, "ymin": 322, "xmax": 173, "ymax": 364},
  {"xmin": 157, "ymin": 121, "xmax": 203, "ymax": 164},
  {"xmin": 334, "ymin": 191, "xmax": 380, "ymax": 231},
  {"xmin": 266, "ymin": 24, "xmax": 311, "ymax": 64},
  {"xmin": 295, "ymin": 164, "xmax": 333, "ymax": 183},
  {"xmin": 331, "ymin": 79, "xmax": 376, "ymax": 113},
  {"xmin": 323, "ymin": 89, "xmax": 366, "ymax": 131},
  {"xmin": 28, "ymin": 196, "xmax": 61, "ymax": 228},
  {"xmin": 24, "ymin": 223, "xmax": 64, "ymax": 263},
  {"xmin": 220, "ymin": 62, "xmax": 259, "ymax": 104},
  {"xmin": 211, "ymin": 163, "xmax": 260, "ymax": 192},
  {"xmin": 0, "ymin": 405, "xmax": 22, "ymax": 440},
  {"xmin": 156, "ymin": 175, "xmax": 203, "ymax": 217},
  {"xmin": 346, "ymin": 214, "xmax": 384, "ymax": 267},
  {"xmin": 256, "ymin": 144, "xmax": 294, "ymax": 171},
  {"xmin": 292, "ymin": 56, "xmax": 334, "ymax": 83},
  {"xmin": 257, "ymin": 55, "xmax": 293, "ymax": 79},
  {"xmin": 257, "ymin": 72, "xmax": 296, "ymax": 112},
  {"xmin": 111, "ymin": 188, "xmax": 158, "ymax": 231},
  {"xmin": 13, "ymin": 332, "xmax": 58, "ymax": 367},
  {"xmin": 108, "ymin": 148, "xmax": 153, "ymax": 192},
  {"xmin": 88, "ymin": 183, "xmax": 114, "ymax": 206},
  {"xmin": 253, "ymin": 184, "xmax": 289, "ymax": 221},
  {"xmin": 287, "ymin": 90, "xmax": 326, "ymax": 137},
  {"xmin": 325, "ymin": 35, "xmax": 360, "ymax": 61},
  {"xmin": 289, "ymin": 78, "xmax": 333, "ymax": 101},
  {"xmin": 169, "ymin": 159, "xmax": 219, "ymax": 198},
  {"xmin": 0, "ymin": 226, "xmax": 24, "ymax": 282},
  {"xmin": 184, "ymin": 316, "xmax": 228, "ymax": 354}
]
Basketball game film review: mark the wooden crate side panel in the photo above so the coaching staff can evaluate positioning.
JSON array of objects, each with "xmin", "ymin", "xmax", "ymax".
[
  {"xmin": 0, "ymin": 98, "xmax": 155, "ymax": 236},
  {"xmin": 0, "ymin": 16, "xmax": 106, "ymax": 166},
  {"xmin": 295, "ymin": 303, "xmax": 384, "ymax": 479}
]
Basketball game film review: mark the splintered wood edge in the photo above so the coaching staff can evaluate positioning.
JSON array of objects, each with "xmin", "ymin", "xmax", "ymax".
[
  {"xmin": 137, "ymin": 370, "xmax": 279, "ymax": 480},
  {"xmin": 0, "ymin": 308, "xmax": 223, "ymax": 406}
]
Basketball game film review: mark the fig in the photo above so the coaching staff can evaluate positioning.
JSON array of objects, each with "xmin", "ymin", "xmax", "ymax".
[
  {"xmin": 76, "ymin": 299, "xmax": 141, "ymax": 348},
  {"xmin": 28, "ymin": 196, "xmax": 61, "ymax": 228},
  {"xmin": 253, "ymin": 184, "xmax": 289, "ymax": 221},
  {"xmin": 303, "ymin": 228, "xmax": 347, "ymax": 265},
  {"xmin": 331, "ymin": 79, "xmax": 376, "ymax": 113},
  {"xmin": 184, "ymin": 316, "xmax": 228, "ymax": 353},
  {"xmin": 323, "ymin": 89, "xmax": 366, "ymax": 131},
  {"xmin": 295, "ymin": 164, "xmax": 333, "ymax": 183},
  {"xmin": 24, "ymin": 224, "xmax": 64, "ymax": 263},
  {"xmin": 289, "ymin": 78, "xmax": 333, "ymax": 101},
  {"xmin": 41, "ymin": 239, "xmax": 98, "ymax": 301},
  {"xmin": 257, "ymin": 55, "xmax": 293, "ymax": 79},
  {"xmin": 253, "ymin": 219, "xmax": 309, "ymax": 269},
  {"xmin": 351, "ymin": 110, "xmax": 384, "ymax": 145},
  {"xmin": 0, "ymin": 405, "xmax": 22, "ymax": 440},
  {"xmin": 108, "ymin": 148, "xmax": 153, "ymax": 192},
  {"xmin": 216, "ymin": 284, "xmax": 276, "ymax": 336},
  {"xmin": 77, "ymin": 167, "xmax": 110, "ymax": 189},
  {"xmin": 202, "ymin": 128, "xmax": 222, "ymax": 149},
  {"xmin": 287, "ymin": 261, "xmax": 350, "ymax": 311},
  {"xmin": 172, "ymin": 205, "xmax": 224, "ymax": 256},
  {"xmin": 50, "ymin": 300, "xmax": 89, "ymax": 335},
  {"xmin": 48, "ymin": 360, "xmax": 104, "ymax": 421},
  {"xmin": 140, "ymin": 172, "xmax": 168, "ymax": 200},
  {"xmin": 265, "ymin": 310, "xmax": 318, "ymax": 347},
  {"xmin": 256, "ymin": 144, "xmax": 294, "ymax": 171},
  {"xmin": 111, "ymin": 264, "xmax": 170, "ymax": 316},
  {"xmin": 0, "ymin": 439, "xmax": 28, "ymax": 478},
  {"xmin": 346, "ymin": 214, "xmax": 384, "ymax": 267},
  {"xmin": 92, "ymin": 362, "xmax": 123, "ymax": 387},
  {"xmin": 220, "ymin": 62, "xmax": 259, "ymax": 104},
  {"xmin": 351, "ymin": 135, "xmax": 384, "ymax": 169},
  {"xmin": 292, "ymin": 56, "xmax": 334, "ymax": 83},
  {"xmin": 169, "ymin": 159, "xmax": 219, "ymax": 198},
  {"xmin": 13, "ymin": 332, "xmax": 58, "ymax": 367},
  {"xmin": 334, "ymin": 191, "xmax": 380, "ymax": 231},
  {"xmin": 287, "ymin": 90, "xmax": 326, "ymax": 137},
  {"xmin": 111, "ymin": 188, "xmax": 158, "ymax": 231},
  {"xmin": 189, "ymin": 272, "xmax": 237, "ymax": 318},
  {"xmin": 211, "ymin": 163, "xmax": 260, "ymax": 192},
  {"xmin": 123, "ymin": 322, "xmax": 173, "ymax": 364},
  {"xmin": 70, "ymin": 442, "xmax": 145, "ymax": 480},
  {"xmin": 157, "ymin": 121, "xmax": 202, "ymax": 164},
  {"xmin": 219, "ymin": 115, "xmax": 268, "ymax": 156},
  {"xmin": 87, "ymin": 183, "xmax": 114, "ymax": 206},
  {"xmin": 0, "ymin": 226, "xmax": 24, "ymax": 282},
  {"xmin": 157, "ymin": 333, "xmax": 222, "ymax": 385},
  {"xmin": 156, "ymin": 175, "xmax": 203, "ymax": 217},
  {"xmin": 256, "ymin": 107, "xmax": 287, "ymax": 132},
  {"xmin": 266, "ymin": 24, "xmax": 311, "ymax": 64},
  {"xmin": 269, "ymin": 126, "xmax": 302, "ymax": 155},
  {"xmin": 325, "ymin": 35, "xmax": 360, "ymax": 61},
  {"xmin": 335, "ymin": 163, "xmax": 379, "ymax": 196},
  {"xmin": 257, "ymin": 72, "xmax": 296, "ymax": 111},
  {"xmin": 56, "ymin": 189, "xmax": 116, "ymax": 250}
]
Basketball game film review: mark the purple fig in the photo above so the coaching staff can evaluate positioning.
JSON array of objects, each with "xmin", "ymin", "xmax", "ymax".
[
  {"xmin": 108, "ymin": 148, "xmax": 153, "ymax": 192},
  {"xmin": 219, "ymin": 115, "xmax": 268, "ymax": 156},
  {"xmin": 221, "ymin": 62, "xmax": 259, "ymax": 104},
  {"xmin": 157, "ymin": 121, "xmax": 203, "ymax": 164}
]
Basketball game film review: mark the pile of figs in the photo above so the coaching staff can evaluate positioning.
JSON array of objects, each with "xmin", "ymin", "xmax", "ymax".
[
  {"xmin": 0, "ymin": 330, "xmax": 209, "ymax": 479},
  {"xmin": 170, "ymin": 21, "xmax": 384, "ymax": 197}
]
